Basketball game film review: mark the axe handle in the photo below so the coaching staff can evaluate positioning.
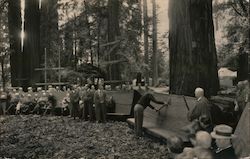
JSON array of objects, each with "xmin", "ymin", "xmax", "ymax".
[
  {"xmin": 158, "ymin": 103, "xmax": 168, "ymax": 111},
  {"xmin": 183, "ymin": 95, "xmax": 190, "ymax": 111},
  {"xmin": 157, "ymin": 97, "xmax": 171, "ymax": 111}
]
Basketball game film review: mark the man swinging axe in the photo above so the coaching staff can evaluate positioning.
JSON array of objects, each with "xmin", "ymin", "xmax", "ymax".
[{"xmin": 134, "ymin": 93, "xmax": 169, "ymax": 136}]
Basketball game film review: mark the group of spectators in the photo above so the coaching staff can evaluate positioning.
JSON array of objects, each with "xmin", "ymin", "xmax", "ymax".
[
  {"xmin": 0, "ymin": 86, "xmax": 57, "ymax": 116},
  {"xmin": 68, "ymin": 84, "xmax": 115, "ymax": 122},
  {"xmin": 0, "ymin": 84, "xmax": 116, "ymax": 123},
  {"xmin": 167, "ymin": 81, "xmax": 250, "ymax": 159},
  {"xmin": 168, "ymin": 125, "xmax": 237, "ymax": 159}
]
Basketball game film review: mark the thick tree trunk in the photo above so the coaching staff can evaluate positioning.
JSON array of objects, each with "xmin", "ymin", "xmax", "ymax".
[
  {"xmin": 23, "ymin": 0, "xmax": 41, "ymax": 88},
  {"xmin": 40, "ymin": 0, "xmax": 59, "ymax": 67},
  {"xmin": 107, "ymin": 0, "xmax": 121, "ymax": 80},
  {"xmin": 152, "ymin": 0, "xmax": 158, "ymax": 86},
  {"xmin": 8, "ymin": 0, "xmax": 22, "ymax": 87},
  {"xmin": 64, "ymin": 24, "xmax": 73, "ymax": 67},
  {"xmin": 248, "ymin": 0, "xmax": 250, "ymax": 82},
  {"xmin": 1, "ymin": 58, "xmax": 5, "ymax": 89},
  {"xmin": 169, "ymin": 0, "xmax": 219, "ymax": 97},
  {"xmin": 84, "ymin": 0, "xmax": 93, "ymax": 65},
  {"xmin": 143, "ymin": 0, "xmax": 149, "ymax": 85},
  {"xmin": 238, "ymin": 51, "xmax": 248, "ymax": 81}
]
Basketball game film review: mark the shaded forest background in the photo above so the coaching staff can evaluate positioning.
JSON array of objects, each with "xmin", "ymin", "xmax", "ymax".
[{"xmin": 0, "ymin": 0, "xmax": 249, "ymax": 96}]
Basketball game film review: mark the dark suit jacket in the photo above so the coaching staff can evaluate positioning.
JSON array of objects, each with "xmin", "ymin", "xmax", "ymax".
[
  {"xmin": 214, "ymin": 146, "xmax": 238, "ymax": 159},
  {"xmin": 188, "ymin": 97, "xmax": 212, "ymax": 122}
]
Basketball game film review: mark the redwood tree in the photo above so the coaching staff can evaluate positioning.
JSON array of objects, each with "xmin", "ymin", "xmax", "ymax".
[
  {"xmin": 143, "ymin": 0, "xmax": 149, "ymax": 85},
  {"xmin": 107, "ymin": 0, "xmax": 121, "ymax": 80},
  {"xmin": 23, "ymin": 0, "xmax": 41, "ymax": 88},
  {"xmin": 169, "ymin": 0, "xmax": 219, "ymax": 97},
  {"xmin": 8, "ymin": 0, "xmax": 22, "ymax": 87}
]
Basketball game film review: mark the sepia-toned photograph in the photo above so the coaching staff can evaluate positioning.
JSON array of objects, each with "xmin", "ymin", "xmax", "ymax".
[{"xmin": 0, "ymin": 0, "xmax": 249, "ymax": 158}]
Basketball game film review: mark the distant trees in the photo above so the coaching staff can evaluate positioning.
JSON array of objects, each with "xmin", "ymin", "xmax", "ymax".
[
  {"xmin": 213, "ymin": 0, "xmax": 249, "ymax": 81},
  {"xmin": 169, "ymin": 0, "xmax": 219, "ymax": 96},
  {"xmin": 59, "ymin": 0, "xmax": 143, "ymax": 81},
  {"xmin": 5, "ymin": 0, "xmax": 168, "ymax": 86},
  {"xmin": 0, "ymin": 0, "xmax": 9, "ymax": 88}
]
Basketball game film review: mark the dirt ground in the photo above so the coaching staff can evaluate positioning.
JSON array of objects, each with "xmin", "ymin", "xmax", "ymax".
[{"xmin": 0, "ymin": 115, "xmax": 170, "ymax": 159}]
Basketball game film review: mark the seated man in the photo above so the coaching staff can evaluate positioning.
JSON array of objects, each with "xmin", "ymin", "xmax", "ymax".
[
  {"xmin": 188, "ymin": 88, "xmax": 212, "ymax": 122},
  {"xmin": 32, "ymin": 93, "xmax": 48, "ymax": 115},
  {"xmin": 191, "ymin": 131, "xmax": 212, "ymax": 149},
  {"xmin": 134, "ymin": 93, "xmax": 167, "ymax": 136},
  {"xmin": 211, "ymin": 124, "xmax": 237, "ymax": 159},
  {"xmin": 7, "ymin": 93, "xmax": 20, "ymax": 115},
  {"xmin": 177, "ymin": 131, "xmax": 213, "ymax": 159},
  {"xmin": 167, "ymin": 136, "xmax": 184, "ymax": 159},
  {"xmin": 234, "ymin": 80, "xmax": 249, "ymax": 119},
  {"xmin": 20, "ymin": 94, "xmax": 35, "ymax": 114}
]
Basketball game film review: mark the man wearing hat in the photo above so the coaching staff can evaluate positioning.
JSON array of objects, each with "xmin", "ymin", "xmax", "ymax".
[{"xmin": 211, "ymin": 124, "xmax": 238, "ymax": 159}]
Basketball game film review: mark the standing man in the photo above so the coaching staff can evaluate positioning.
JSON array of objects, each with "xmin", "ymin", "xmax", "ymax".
[
  {"xmin": 70, "ymin": 86, "xmax": 80, "ymax": 120},
  {"xmin": 47, "ymin": 90, "xmax": 57, "ymax": 115},
  {"xmin": 86, "ymin": 85, "xmax": 95, "ymax": 121},
  {"xmin": 188, "ymin": 88, "xmax": 212, "ymax": 122},
  {"xmin": 94, "ymin": 85, "xmax": 107, "ymax": 123},
  {"xmin": 81, "ymin": 85, "xmax": 88, "ymax": 120},
  {"xmin": 134, "ymin": 93, "xmax": 166, "ymax": 136},
  {"xmin": 234, "ymin": 80, "xmax": 249, "ymax": 119},
  {"xmin": 0, "ymin": 88, "xmax": 7, "ymax": 115}
]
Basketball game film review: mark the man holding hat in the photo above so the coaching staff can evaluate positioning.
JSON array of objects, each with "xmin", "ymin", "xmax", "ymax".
[{"xmin": 211, "ymin": 124, "xmax": 238, "ymax": 159}]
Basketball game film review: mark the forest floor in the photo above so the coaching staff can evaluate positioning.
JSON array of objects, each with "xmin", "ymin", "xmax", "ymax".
[{"xmin": 0, "ymin": 115, "xmax": 170, "ymax": 159}]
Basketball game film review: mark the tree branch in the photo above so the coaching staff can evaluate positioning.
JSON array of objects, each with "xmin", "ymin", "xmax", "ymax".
[
  {"xmin": 229, "ymin": 1, "xmax": 244, "ymax": 17},
  {"xmin": 238, "ymin": 0, "xmax": 248, "ymax": 16}
]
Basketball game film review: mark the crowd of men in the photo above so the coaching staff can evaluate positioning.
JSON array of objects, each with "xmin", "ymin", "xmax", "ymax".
[
  {"xmin": 0, "ymin": 79, "xmax": 249, "ymax": 159},
  {"xmin": 0, "ymin": 84, "xmax": 116, "ymax": 123},
  {"xmin": 169, "ymin": 81, "xmax": 249, "ymax": 159}
]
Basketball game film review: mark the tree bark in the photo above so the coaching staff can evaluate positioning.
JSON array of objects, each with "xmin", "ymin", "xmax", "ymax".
[
  {"xmin": 169, "ymin": 0, "xmax": 219, "ymax": 97},
  {"xmin": 23, "ymin": 0, "xmax": 41, "ymax": 88},
  {"xmin": 143, "ymin": 0, "xmax": 149, "ymax": 85},
  {"xmin": 8, "ymin": 0, "xmax": 22, "ymax": 87},
  {"xmin": 107, "ymin": 0, "xmax": 121, "ymax": 80},
  {"xmin": 152, "ymin": 0, "xmax": 158, "ymax": 86},
  {"xmin": 40, "ymin": 0, "xmax": 59, "ymax": 67},
  {"xmin": 1, "ymin": 57, "xmax": 5, "ymax": 89}
]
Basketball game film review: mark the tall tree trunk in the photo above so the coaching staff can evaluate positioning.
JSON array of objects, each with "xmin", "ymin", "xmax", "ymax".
[
  {"xmin": 143, "ymin": 0, "xmax": 149, "ymax": 85},
  {"xmin": 40, "ymin": 0, "xmax": 59, "ymax": 67},
  {"xmin": 84, "ymin": 0, "xmax": 93, "ymax": 65},
  {"xmin": 1, "ymin": 58, "xmax": 5, "ymax": 89},
  {"xmin": 107, "ymin": 0, "xmax": 121, "ymax": 80},
  {"xmin": 238, "ymin": 48, "xmax": 248, "ymax": 81},
  {"xmin": 152, "ymin": 0, "xmax": 158, "ymax": 86},
  {"xmin": 8, "ymin": 0, "xmax": 22, "ymax": 87},
  {"xmin": 23, "ymin": 0, "xmax": 41, "ymax": 89},
  {"xmin": 169, "ymin": 0, "xmax": 219, "ymax": 97},
  {"xmin": 64, "ymin": 23, "xmax": 73, "ymax": 67},
  {"xmin": 248, "ymin": 0, "xmax": 250, "ymax": 82}
]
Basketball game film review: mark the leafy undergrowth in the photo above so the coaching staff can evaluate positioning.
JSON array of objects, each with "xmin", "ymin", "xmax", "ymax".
[{"xmin": 0, "ymin": 115, "xmax": 170, "ymax": 159}]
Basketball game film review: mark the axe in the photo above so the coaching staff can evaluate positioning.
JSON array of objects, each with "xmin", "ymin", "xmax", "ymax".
[
  {"xmin": 183, "ymin": 95, "xmax": 190, "ymax": 111},
  {"xmin": 157, "ymin": 97, "xmax": 171, "ymax": 112}
]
